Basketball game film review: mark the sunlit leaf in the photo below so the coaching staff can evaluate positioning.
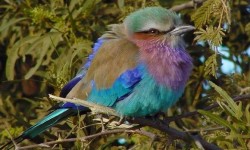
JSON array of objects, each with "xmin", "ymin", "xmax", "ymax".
[
  {"xmin": 209, "ymin": 81, "xmax": 243, "ymax": 120},
  {"xmin": 198, "ymin": 109, "xmax": 237, "ymax": 131},
  {"xmin": 204, "ymin": 54, "xmax": 218, "ymax": 78},
  {"xmin": 0, "ymin": 17, "xmax": 27, "ymax": 32},
  {"xmin": 24, "ymin": 32, "xmax": 63, "ymax": 79},
  {"xmin": 246, "ymin": 104, "xmax": 250, "ymax": 127}
]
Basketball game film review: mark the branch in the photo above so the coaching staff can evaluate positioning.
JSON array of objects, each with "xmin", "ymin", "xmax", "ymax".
[
  {"xmin": 48, "ymin": 94, "xmax": 250, "ymax": 149},
  {"xmin": 170, "ymin": 0, "xmax": 206, "ymax": 12},
  {"xmin": 128, "ymin": 117, "xmax": 220, "ymax": 150},
  {"xmin": 184, "ymin": 126, "xmax": 225, "ymax": 133},
  {"xmin": 5, "ymin": 128, "xmax": 18, "ymax": 148},
  {"xmin": 17, "ymin": 129, "xmax": 156, "ymax": 150},
  {"xmin": 49, "ymin": 94, "xmax": 250, "ymax": 123},
  {"xmin": 49, "ymin": 94, "xmax": 221, "ymax": 150},
  {"xmin": 49, "ymin": 94, "xmax": 119, "ymax": 116}
]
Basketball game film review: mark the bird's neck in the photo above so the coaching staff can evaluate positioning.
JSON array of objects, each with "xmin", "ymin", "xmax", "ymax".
[{"xmin": 136, "ymin": 40, "xmax": 193, "ymax": 90}]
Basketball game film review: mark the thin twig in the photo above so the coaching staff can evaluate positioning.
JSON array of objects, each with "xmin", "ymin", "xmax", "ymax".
[
  {"xmin": 48, "ymin": 94, "xmax": 250, "ymax": 149},
  {"xmin": 170, "ymin": 0, "xmax": 206, "ymax": 12},
  {"xmin": 239, "ymin": 87, "xmax": 250, "ymax": 95},
  {"xmin": 134, "ymin": 129, "xmax": 158, "ymax": 141},
  {"xmin": 129, "ymin": 117, "xmax": 221, "ymax": 150},
  {"xmin": 4, "ymin": 128, "xmax": 19, "ymax": 149},
  {"xmin": 49, "ymin": 95, "xmax": 218, "ymax": 149},
  {"xmin": 17, "ymin": 129, "xmax": 156, "ymax": 150},
  {"xmin": 49, "ymin": 94, "xmax": 119, "ymax": 116},
  {"xmin": 184, "ymin": 126, "xmax": 225, "ymax": 133}
]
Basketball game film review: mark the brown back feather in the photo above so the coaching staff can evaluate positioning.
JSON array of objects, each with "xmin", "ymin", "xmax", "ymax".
[
  {"xmin": 85, "ymin": 38, "xmax": 139, "ymax": 88},
  {"xmin": 66, "ymin": 24, "xmax": 139, "ymax": 99}
]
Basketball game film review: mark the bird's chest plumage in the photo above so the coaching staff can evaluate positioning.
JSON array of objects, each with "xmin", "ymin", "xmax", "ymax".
[
  {"xmin": 86, "ymin": 42, "xmax": 192, "ymax": 117},
  {"xmin": 113, "ymin": 42, "xmax": 193, "ymax": 117},
  {"xmin": 113, "ymin": 65, "xmax": 184, "ymax": 117},
  {"xmin": 139, "ymin": 41, "xmax": 193, "ymax": 90}
]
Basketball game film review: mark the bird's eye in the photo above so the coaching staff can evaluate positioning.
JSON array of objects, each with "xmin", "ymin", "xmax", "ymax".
[
  {"xmin": 147, "ymin": 28, "xmax": 160, "ymax": 34},
  {"xmin": 137, "ymin": 28, "xmax": 161, "ymax": 35}
]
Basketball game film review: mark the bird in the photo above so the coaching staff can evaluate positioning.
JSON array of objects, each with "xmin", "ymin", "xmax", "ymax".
[{"xmin": 1, "ymin": 6, "xmax": 194, "ymax": 149}]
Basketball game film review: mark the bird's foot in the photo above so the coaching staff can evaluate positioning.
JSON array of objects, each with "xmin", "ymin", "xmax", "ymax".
[
  {"xmin": 115, "ymin": 116, "xmax": 125, "ymax": 126},
  {"xmin": 145, "ymin": 112, "xmax": 170, "ymax": 126},
  {"xmin": 155, "ymin": 112, "xmax": 171, "ymax": 125},
  {"xmin": 96, "ymin": 114, "xmax": 106, "ymax": 131},
  {"xmin": 155, "ymin": 112, "xmax": 166, "ymax": 119}
]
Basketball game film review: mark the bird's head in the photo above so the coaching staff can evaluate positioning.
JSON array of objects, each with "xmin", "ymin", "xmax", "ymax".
[{"xmin": 124, "ymin": 7, "xmax": 195, "ymax": 49}]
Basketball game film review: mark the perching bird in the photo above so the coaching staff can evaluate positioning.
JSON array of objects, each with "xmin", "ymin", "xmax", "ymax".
[{"xmin": 1, "ymin": 7, "xmax": 194, "ymax": 149}]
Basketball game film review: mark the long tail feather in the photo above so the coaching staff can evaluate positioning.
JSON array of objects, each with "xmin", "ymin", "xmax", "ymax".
[
  {"xmin": 1, "ymin": 108, "xmax": 79, "ymax": 149},
  {"xmin": 22, "ymin": 109, "xmax": 75, "ymax": 139}
]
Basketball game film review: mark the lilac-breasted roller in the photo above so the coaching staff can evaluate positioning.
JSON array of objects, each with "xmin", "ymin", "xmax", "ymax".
[{"xmin": 1, "ymin": 7, "xmax": 194, "ymax": 148}]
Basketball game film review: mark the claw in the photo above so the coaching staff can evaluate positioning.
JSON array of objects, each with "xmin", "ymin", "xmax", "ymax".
[{"xmin": 115, "ymin": 116, "xmax": 125, "ymax": 126}]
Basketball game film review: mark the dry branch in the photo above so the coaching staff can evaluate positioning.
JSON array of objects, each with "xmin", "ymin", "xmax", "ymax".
[
  {"xmin": 170, "ymin": 0, "xmax": 206, "ymax": 12},
  {"xmin": 48, "ymin": 94, "xmax": 223, "ymax": 150}
]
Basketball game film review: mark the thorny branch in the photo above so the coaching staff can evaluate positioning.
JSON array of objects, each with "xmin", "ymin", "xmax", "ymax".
[
  {"xmin": 48, "ymin": 94, "xmax": 250, "ymax": 150},
  {"xmin": 10, "ymin": 94, "xmax": 250, "ymax": 150},
  {"xmin": 15, "ymin": 129, "xmax": 156, "ymax": 150}
]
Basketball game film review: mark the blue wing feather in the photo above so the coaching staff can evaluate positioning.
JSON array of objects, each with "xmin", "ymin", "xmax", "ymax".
[
  {"xmin": 60, "ymin": 76, "xmax": 82, "ymax": 98},
  {"xmin": 114, "ymin": 65, "xmax": 184, "ymax": 117},
  {"xmin": 88, "ymin": 66, "xmax": 142, "ymax": 106}
]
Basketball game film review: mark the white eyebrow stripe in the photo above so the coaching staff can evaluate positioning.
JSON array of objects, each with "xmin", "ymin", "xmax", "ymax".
[{"xmin": 140, "ymin": 21, "xmax": 171, "ymax": 32}]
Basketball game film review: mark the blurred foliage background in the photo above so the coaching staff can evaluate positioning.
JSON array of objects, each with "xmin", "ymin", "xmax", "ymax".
[{"xmin": 0, "ymin": 0, "xmax": 250, "ymax": 149}]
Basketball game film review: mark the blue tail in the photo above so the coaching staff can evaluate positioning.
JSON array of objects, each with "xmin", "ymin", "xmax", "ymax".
[
  {"xmin": 1, "ymin": 38, "xmax": 103, "ymax": 149},
  {"xmin": 1, "ymin": 107, "xmax": 89, "ymax": 149},
  {"xmin": 1, "ymin": 77, "xmax": 89, "ymax": 149},
  {"xmin": 21, "ymin": 109, "xmax": 79, "ymax": 139}
]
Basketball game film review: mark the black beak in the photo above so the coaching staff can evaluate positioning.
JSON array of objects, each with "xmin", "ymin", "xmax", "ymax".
[{"xmin": 170, "ymin": 25, "xmax": 195, "ymax": 36}]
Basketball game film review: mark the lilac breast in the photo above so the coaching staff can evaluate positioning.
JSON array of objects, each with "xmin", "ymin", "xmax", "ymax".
[{"xmin": 136, "ymin": 40, "xmax": 193, "ymax": 90}]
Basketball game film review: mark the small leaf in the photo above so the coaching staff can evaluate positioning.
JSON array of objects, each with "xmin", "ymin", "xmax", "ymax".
[
  {"xmin": 117, "ymin": 0, "xmax": 124, "ymax": 9},
  {"xmin": 245, "ymin": 23, "xmax": 250, "ymax": 36},
  {"xmin": 209, "ymin": 81, "xmax": 243, "ymax": 120},
  {"xmin": 5, "ymin": 36, "xmax": 41, "ymax": 80},
  {"xmin": 198, "ymin": 109, "xmax": 237, "ymax": 132},
  {"xmin": 0, "ymin": 18, "xmax": 27, "ymax": 32},
  {"xmin": 204, "ymin": 54, "xmax": 217, "ymax": 78},
  {"xmin": 191, "ymin": 0, "xmax": 215, "ymax": 28},
  {"xmin": 24, "ymin": 32, "xmax": 62, "ymax": 79},
  {"xmin": 194, "ymin": 26, "xmax": 225, "ymax": 47},
  {"xmin": 245, "ymin": 104, "xmax": 250, "ymax": 126}
]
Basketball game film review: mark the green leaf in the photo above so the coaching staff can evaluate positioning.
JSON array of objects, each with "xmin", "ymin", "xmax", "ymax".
[
  {"xmin": 191, "ymin": 0, "xmax": 217, "ymax": 28},
  {"xmin": 5, "ymin": 36, "xmax": 41, "ymax": 80},
  {"xmin": 198, "ymin": 109, "xmax": 237, "ymax": 132},
  {"xmin": 209, "ymin": 81, "xmax": 243, "ymax": 120},
  {"xmin": 245, "ymin": 104, "xmax": 250, "ymax": 127},
  {"xmin": 194, "ymin": 26, "xmax": 225, "ymax": 47},
  {"xmin": 0, "ymin": 17, "xmax": 27, "ymax": 32},
  {"xmin": 204, "ymin": 54, "xmax": 218, "ymax": 78},
  {"xmin": 206, "ymin": 83, "xmax": 246, "ymax": 149},
  {"xmin": 5, "ymin": 32, "xmax": 63, "ymax": 80},
  {"xmin": 0, "ymin": 127, "xmax": 24, "ymax": 139},
  {"xmin": 118, "ymin": 0, "xmax": 125, "ymax": 9},
  {"xmin": 245, "ymin": 23, "xmax": 250, "ymax": 36},
  {"xmin": 24, "ymin": 32, "xmax": 62, "ymax": 79},
  {"xmin": 191, "ymin": 0, "xmax": 230, "ymax": 28}
]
